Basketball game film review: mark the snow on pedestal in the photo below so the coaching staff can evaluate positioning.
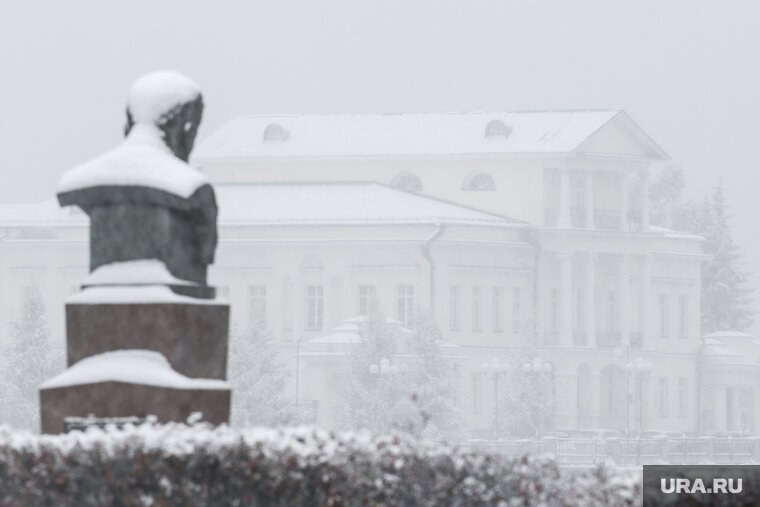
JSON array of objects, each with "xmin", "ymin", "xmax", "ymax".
[{"xmin": 41, "ymin": 350, "xmax": 230, "ymax": 391}]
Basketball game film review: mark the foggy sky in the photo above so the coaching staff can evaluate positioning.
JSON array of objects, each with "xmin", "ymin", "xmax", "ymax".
[{"xmin": 2, "ymin": 0, "xmax": 760, "ymax": 329}]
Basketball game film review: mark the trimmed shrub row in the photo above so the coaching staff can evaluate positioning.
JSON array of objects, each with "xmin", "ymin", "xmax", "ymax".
[{"xmin": 0, "ymin": 424, "xmax": 640, "ymax": 506}]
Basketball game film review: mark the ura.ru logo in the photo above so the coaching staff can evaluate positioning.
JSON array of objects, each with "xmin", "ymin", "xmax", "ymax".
[{"xmin": 661, "ymin": 477, "xmax": 742, "ymax": 494}]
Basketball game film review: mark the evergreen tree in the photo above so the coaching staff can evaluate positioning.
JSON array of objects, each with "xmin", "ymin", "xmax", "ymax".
[
  {"xmin": 341, "ymin": 310, "xmax": 462, "ymax": 440},
  {"xmin": 498, "ymin": 322, "xmax": 556, "ymax": 438},
  {"xmin": 1, "ymin": 282, "xmax": 60, "ymax": 431},
  {"xmin": 700, "ymin": 181, "xmax": 755, "ymax": 332},
  {"xmin": 228, "ymin": 325, "xmax": 293, "ymax": 427},
  {"xmin": 649, "ymin": 171, "xmax": 755, "ymax": 333}
]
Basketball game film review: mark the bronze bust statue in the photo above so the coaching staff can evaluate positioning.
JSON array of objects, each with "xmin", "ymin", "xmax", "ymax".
[{"xmin": 57, "ymin": 71, "xmax": 217, "ymax": 298}]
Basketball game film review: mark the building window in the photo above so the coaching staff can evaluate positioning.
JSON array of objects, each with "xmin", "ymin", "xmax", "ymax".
[
  {"xmin": 218, "ymin": 286, "xmax": 230, "ymax": 300},
  {"xmin": 484, "ymin": 119, "xmax": 511, "ymax": 138},
  {"xmin": 472, "ymin": 286, "xmax": 483, "ymax": 332},
  {"xmin": 390, "ymin": 171, "xmax": 423, "ymax": 192},
  {"xmin": 606, "ymin": 291, "xmax": 617, "ymax": 333},
  {"xmin": 395, "ymin": 285, "xmax": 414, "ymax": 325},
  {"xmin": 658, "ymin": 294, "xmax": 669, "ymax": 338},
  {"xmin": 550, "ymin": 289, "xmax": 559, "ymax": 332},
  {"xmin": 263, "ymin": 123, "xmax": 289, "ymax": 142},
  {"xmin": 492, "ymin": 287, "xmax": 504, "ymax": 332},
  {"xmin": 358, "ymin": 285, "xmax": 376, "ymax": 316},
  {"xmin": 512, "ymin": 287, "xmax": 522, "ymax": 333},
  {"xmin": 678, "ymin": 378, "xmax": 687, "ymax": 417},
  {"xmin": 656, "ymin": 377, "xmax": 669, "ymax": 418},
  {"xmin": 450, "ymin": 286, "xmax": 461, "ymax": 331},
  {"xmin": 306, "ymin": 285, "xmax": 324, "ymax": 330},
  {"xmin": 462, "ymin": 172, "xmax": 496, "ymax": 191},
  {"xmin": 678, "ymin": 294, "xmax": 688, "ymax": 338},
  {"xmin": 472, "ymin": 373, "xmax": 483, "ymax": 414},
  {"xmin": 248, "ymin": 285, "xmax": 267, "ymax": 330}
]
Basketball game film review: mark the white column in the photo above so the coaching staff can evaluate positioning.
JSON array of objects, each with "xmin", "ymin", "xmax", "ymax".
[
  {"xmin": 640, "ymin": 255, "xmax": 652, "ymax": 348},
  {"xmin": 585, "ymin": 254, "xmax": 596, "ymax": 347},
  {"xmin": 639, "ymin": 171, "xmax": 650, "ymax": 232},
  {"xmin": 558, "ymin": 252, "xmax": 573, "ymax": 346},
  {"xmin": 536, "ymin": 250, "xmax": 547, "ymax": 341},
  {"xmin": 619, "ymin": 254, "xmax": 630, "ymax": 347},
  {"xmin": 558, "ymin": 168, "xmax": 572, "ymax": 228},
  {"xmin": 585, "ymin": 171, "xmax": 595, "ymax": 229},
  {"xmin": 618, "ymin": 172, "xmax": 629, "ymax": 231}
]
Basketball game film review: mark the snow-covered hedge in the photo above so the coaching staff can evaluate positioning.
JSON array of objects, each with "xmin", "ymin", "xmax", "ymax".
[{"xmin": 0, "ymin": 424, "xmax": 640, "ymax": 506}]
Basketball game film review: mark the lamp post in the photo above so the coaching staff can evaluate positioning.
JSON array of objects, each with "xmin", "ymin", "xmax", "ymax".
[
  {"xmin": 481, "ymin": 358, "xmax": 510, "ymax": 437},
  {"xmin": 521, "ymin": 357, "xmax": 553, "ymax": 439},
  {"xmin": 295, "ymin": 335, "xmax": 305, "ymax": 407}
]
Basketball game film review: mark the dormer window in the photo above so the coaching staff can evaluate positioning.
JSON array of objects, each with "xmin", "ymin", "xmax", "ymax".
[
  {"xmin": 462, "ymin": 171, "xmax": 496, "ymax": 191},
  {"xmin": 391, "ymin": 171, "xmax": 423, "ymax": 192},
  {"xmin": 485, "ymin": 119, "xmax": 511, "ymax": 138},
  {"xmin": 263, "ymin": 123, "xmax": 289, "ymax": 142}
]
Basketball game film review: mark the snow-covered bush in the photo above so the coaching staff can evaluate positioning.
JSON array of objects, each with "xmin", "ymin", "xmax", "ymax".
[{"xmin": 0, "ymin": 423, "xmax": 641, "ymax": 506}]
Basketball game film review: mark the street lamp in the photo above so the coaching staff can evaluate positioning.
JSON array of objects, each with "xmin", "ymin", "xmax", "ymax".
[
  {"xmin": 369, "ymin": 358, "xmax": 409, "ymax": 377},
  {"xmin": 521, "ymin": 357, "xmax": 553, "ymax": 439},
  {"xmin": 625, "ymin": 358, "xmax": 653, "ymax": 435},
  {"xmin": 481, "ymin": 358, "xmax": 510, "ymax": 437}
]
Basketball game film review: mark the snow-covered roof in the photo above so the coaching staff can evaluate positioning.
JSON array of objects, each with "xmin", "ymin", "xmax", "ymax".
[
  {"xmin": 192, "ymin": 110, "xmax": 664, "ymax": 160},
  {"xmin": 215, "ymin": 182, "xmax": 519, "ymax": 226},
  {"xmin": 0, "ymin": 183, "xmax": 519, "ymax": 228},
  {"xmin": 41, "ymin": 350, "xmax": 229, "ymax": 390}
]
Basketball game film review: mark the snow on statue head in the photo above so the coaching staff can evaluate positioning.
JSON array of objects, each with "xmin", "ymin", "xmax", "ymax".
[
  {"xmin": 57, "ymin": 71, "xmax": 218, "ymax": 298},
  {"xmin": 125, "ymin": 71, "xmax": 204, "ymax": 162}
]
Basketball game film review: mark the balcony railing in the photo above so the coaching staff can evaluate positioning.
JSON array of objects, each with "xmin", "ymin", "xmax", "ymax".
[
  {"xmin": 629, "ymin": 331, "xmax": 643, "ymax": 349},
  {"xmin": 544, "ymin": 208, "xmax": 622, "ymax": 230},
  {"xmin": 544, "ymin": 330, "xmax": 559, "ymax": 346},
  {"xmin": 572, "ymin": 329, "xmax": 588, "ymax": 346},
  {"xmin": 596, "ymin": 331, "xmax": 622, "ymax": 348}
]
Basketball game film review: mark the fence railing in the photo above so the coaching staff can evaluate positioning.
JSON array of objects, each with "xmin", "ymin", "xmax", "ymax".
[{"xmin": 462, "ymin": 436, "xmax": 760, "ymax": 466}]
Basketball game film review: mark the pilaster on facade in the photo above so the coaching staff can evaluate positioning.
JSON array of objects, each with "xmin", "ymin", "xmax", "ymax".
[
  {"xmin": 557, "ymin": 168, "xmax": 572, "ymax": 229},
  {"xmin": 618, "ymin": 173, "xmax": 629, "ymax": 232},
  {"xmin": 584, "ymin": 253, "xmax": 597, "ymax": 348},
  {"xmin": 619, "ymin": 253, "xmax": 631, "ymax": 348},
  {"xmin": 639, "ymin": 254, "xmax": 652, "ymax": 349},
  {"xmin": 639, "ymin": 170, "xmax": 650, "ymax": 232},
  {"xmin": 585, "ymin": 171, "xmax": 595, "ymax": 230},
  {"xmin": 557, "ymin": 251, "xmax": 573, "ymax": 346}
]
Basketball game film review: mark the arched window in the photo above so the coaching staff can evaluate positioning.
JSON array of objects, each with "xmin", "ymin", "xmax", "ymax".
[
  {"xmin": 484, "ymin": 119, "xmax": 511, "ymax": 138},
  {"xmin": 263, "ymin": 123, "xmax": 289, "ymax": 142},
  {"xmin": 462, "ymin": 171, "xmax": 495, "ymax": 191},
  {"xmin": 390, "ymin": 171, "xmax": 423, "ymax": 192}
]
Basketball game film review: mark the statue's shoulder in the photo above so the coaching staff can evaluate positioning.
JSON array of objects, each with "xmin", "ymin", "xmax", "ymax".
[{"xmin": 58, "ymin": 131, "xmax": 209, "ymax": 210}]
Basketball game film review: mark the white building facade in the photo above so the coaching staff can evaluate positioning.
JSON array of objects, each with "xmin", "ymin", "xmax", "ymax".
[{"xmin": 0, "ymin": 110, "xmax": 734, "ymax": 436}]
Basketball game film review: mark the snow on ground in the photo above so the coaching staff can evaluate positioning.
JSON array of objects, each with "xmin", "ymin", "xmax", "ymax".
[
  {"xmin": 40, "ymin": 350, "xmax": 229, "ymax": 390},
  {"xmin": 82, "ymin": 259, "xmax": 197, "ymax": 287},
  {"xmin": 67, "ymin": 285, "xmax": 225, "ymax": 305}
]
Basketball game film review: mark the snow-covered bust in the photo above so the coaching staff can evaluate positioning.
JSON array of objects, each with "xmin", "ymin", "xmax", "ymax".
[{"xmin": 57, "ymin": 71, "xmax": 217, "ymax": 295}]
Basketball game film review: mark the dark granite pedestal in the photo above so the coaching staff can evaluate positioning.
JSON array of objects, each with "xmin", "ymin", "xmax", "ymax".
[
  {"xmin": 66, "ymin": 302, "xmax": 229, "ymax": 379},
  {"xmin": 40, "ymin": 298, "xmax": 231, "ymax": 434},
  {"xmin": 40, "ymin": 381, "xmax": 230, "ymax": 434}
]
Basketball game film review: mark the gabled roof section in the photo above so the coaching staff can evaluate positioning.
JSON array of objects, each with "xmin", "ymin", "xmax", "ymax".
[
  {"xmin": 575, "ymin": 110, "xmax": 669, "ymax": 160},
  {"xmin": 193, "ymin": 110, "xmax": 668, "ymax": 160},
  {"xmin": 0, "ymin": 183, "xmax": 523, "ymax": 228}
]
